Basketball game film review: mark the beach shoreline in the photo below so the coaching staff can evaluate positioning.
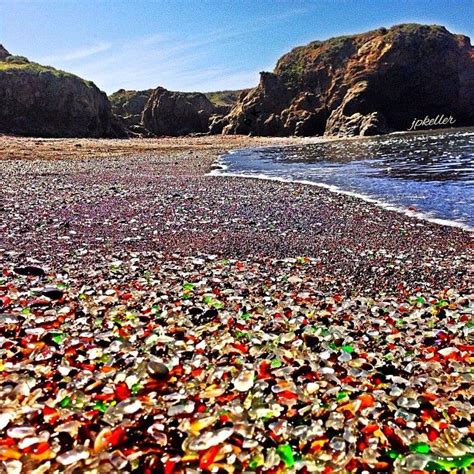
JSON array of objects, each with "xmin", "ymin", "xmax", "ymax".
[
  {"xmin": 0, "ymin": 135, "xmax": 472, "ymax": 472},
  {"xmin": 0, "ymin": 134, "xmax": 470, "ymax": 292}
]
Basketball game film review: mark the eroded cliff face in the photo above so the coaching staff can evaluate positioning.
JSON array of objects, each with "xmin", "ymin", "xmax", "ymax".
[
  {"xmin": 109, "ymin": 89, "xmax": 153, "ymax": 127},
  {"xmin": 118, "ymin": 87, "xmax": 245, "ymax": 136},
  {"xmin": 0, "ymin": 47, "xmax": 123, "ymax": 138},
  {"xmin": 141, "ymin": 87, "xmax": 219, "ymax": 136},
  {"xmin": 222, "ymin": 24, "xmax": 474, "ymax": 137}
]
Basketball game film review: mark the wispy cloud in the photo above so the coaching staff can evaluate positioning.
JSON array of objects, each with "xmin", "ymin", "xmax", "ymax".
[
  {"xmin": 35, "ymin": 6, "xmax": 316, "ymax": 93},
  {"xmin": 39, "ymin": 41, "xmax": 112, "ymax": 63}
]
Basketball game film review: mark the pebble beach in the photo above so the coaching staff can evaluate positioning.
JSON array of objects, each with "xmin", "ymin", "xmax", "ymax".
[{"xmin": 0, "ymin": 136, "xmax": 472, "ymax": 473}]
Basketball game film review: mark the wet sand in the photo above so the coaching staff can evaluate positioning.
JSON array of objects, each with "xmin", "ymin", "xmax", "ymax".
[{"xmin": 0, "ymin": 135, "xmax": 472, "ymax": 473}]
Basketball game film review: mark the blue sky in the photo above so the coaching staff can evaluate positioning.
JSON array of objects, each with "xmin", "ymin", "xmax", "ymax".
[{"xmin": 1, "ymin": 0, "xmax": 473, "ymax": 94}]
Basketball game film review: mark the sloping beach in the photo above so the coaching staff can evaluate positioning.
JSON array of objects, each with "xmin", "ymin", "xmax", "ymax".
[{"xmin": 0, "ymin": 136, "xmax": 472, "ymax": 473}]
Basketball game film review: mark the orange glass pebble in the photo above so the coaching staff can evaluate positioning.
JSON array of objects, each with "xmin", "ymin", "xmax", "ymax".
[
  {"xmin": 199, "ymin": 445, "xmax": 221, "ymax": 470},
  {"xmin": 0, "ymin": 447, "xmax": 22, "ymax": 460},
  {"xmin": 358, "ymin": 393, "xmax": 375, "ymax": 409}
]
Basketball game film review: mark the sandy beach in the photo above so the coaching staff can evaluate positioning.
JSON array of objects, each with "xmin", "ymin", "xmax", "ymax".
[{"xmin": 0, "ymin": 136, "xmax": 472, "ymax": 473}]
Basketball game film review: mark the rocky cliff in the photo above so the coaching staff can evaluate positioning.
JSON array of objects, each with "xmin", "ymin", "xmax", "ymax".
[
  {"xmin": 221, "ymin": 24, "xmax": 474, "ymax": 137},
  {"xmin": 109, "ymin": 88, "xmax": 153, "ymax": 127},
  {"xmin": 0, "ymin": 47, "xmax": 123, "ymax": 138},
  {"xmin": 111, "ymin": 87, "xmax": 246, "ymax": 136},
  {"xmin": 141, "ymin": 87, "xmax": 217, "ymax": 136}
]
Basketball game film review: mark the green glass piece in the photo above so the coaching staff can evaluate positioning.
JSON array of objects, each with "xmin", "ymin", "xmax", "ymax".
[
  {"xmin": 262, "ymin": 412, "xmax": 275, "ymax": 421},
  {"xmin": 203, "ymin": 295, "xmax": 213, "ymax": 305},
  {"xmin": 341, "ymin": 344, "xmax": 354, "ymax": 353},
  {"xmin": 93, "ymin": 400, "xmax": 108, "ymax": 413},
  {"xmin": 183, "ymin": 282, "xmax": 195, "ymax": 291},
  {"xmin": 416, "ymin": 296, "xmax": 425, "ymax": 304},
  {"xmin": 276, "ymin": 444, "xmax": 294, "ymax": 468},
  {"xmin": 52, "ymin": 333, "xmax": 66, "ymax": 344},
  {"xmin": 241, "ymin": 313, "xmax": 251, "ymax": 320},
  {"xmin": 271, "ymin": 359, "xmax": 282, "ymax": 368},
  {"xmin": 59, "ymin": 395, "xmax": 71, "ymax": 408},
  {"xmin": 235, "ymin": 331, "xmax": 249, "ymax": 340},
  {"xmin": 336, "ymin": 391, "xmax": 348, "ymax": 401},
  {"xmin": 409, "ymin": 442, "xmax": 430, "ymax": 454},
  {"xmin": 426, "ymin": 454, "xmax": 474, "ymax": 470},
  {"xmin": 21, "ymin": 307, "xmax": 31, "ymax": 315},
  {"xmin": 248, "ymin": 454, "xmax": 264, "ymax": 469},
  {"xmin": 329, "ymin": 342, "xmax": 338, "ymax": 351},
  {"xmin": 387, "ymin": 449, "xmax": 401, "ymax": 459},
  {"xmin": 131, "ymin": 383, "xmax": 142, "ymax": 395}
]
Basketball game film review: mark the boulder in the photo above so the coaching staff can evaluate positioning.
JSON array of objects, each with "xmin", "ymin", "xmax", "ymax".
[
  {"xmin": 223, "ymin": 24, "xmax": 474, "ymax": 137},
  {"xmin": 109, "ymin": 88, "xmax": 153, "ymax": 127},
  {"xmin": 142, "ymin": 87, "xmax": 216, "ymax": 136}
]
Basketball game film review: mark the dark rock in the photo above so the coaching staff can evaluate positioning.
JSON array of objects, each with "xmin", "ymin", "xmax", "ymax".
[
  {"xmin": 109, "ymin": 88, "xmax": 153, "ymax": 128},
  {"xmin": 208, "ymin": 115, "xmax": 227, "ymax": 135},
  {"xmin": 199, "ymin": 308, "xmax": 219, "ymax": 323},
  {"xmin": 0, "ymin": 44, "xmax": 9, "ymax": 61},
  {"xmin": 223, "ymin": 24, "xmax": 474, "ymax": 137},
  {"xmin": 128, "ymin": 124, "xmax": 156, "ymax": 138},
  {"xmin": 189, "ymin": 307, "xmax": 203, "ymax": 317},
  {"xmin": 303, "ymin": 333, "xmax": 320, "ymax": 348},
  {"xmin": 147, "ymin": 360, "xmax": 170, "ymax": 379},
  {"xmin": 109, "ymin": 87, "xmax": 244, "ymax": 136},
  {"xmin": 13, "ymin": 266, "xmax": 45, "ymax": 277},
  {"xmin": 41, "ymin": 287, "xmax": 64, "ymax": 300},
  {"xmin": 142, "ymin": 87, "xmax": 217, "ymax": 136}
]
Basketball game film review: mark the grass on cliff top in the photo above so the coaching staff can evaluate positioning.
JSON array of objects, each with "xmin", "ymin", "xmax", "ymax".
[
  {"xmin": 275, "ymin": 23, "xmax": 450, "ymax": 82},
  {"xmin": 0, "ymin": 55, "xmax": 95, "ymax": 87},
  {"xmin": 108, "ymin": 88, "xmax": 253, "ymax": 110},
  {"xmin": 205, "ymin": 90, "xmax": 248, "ymax": 107},
  {"xmin": 109, "ymin": 89, "xmax": 153, "ymax": 102}
]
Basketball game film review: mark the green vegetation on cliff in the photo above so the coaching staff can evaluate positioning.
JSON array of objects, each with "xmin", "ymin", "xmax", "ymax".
[
  {"xmin": 0, "ymin": 55, "xmax": 94, "ymax": 87},
  {"xmin": 274, "ymin": 24, "xmax": 450, "ymax": 83},
  {"xmin": 205, "ymin": 89, "xmax": 248, "ymax": 107}
]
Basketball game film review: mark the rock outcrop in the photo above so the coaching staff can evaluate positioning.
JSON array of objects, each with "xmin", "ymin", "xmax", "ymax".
[
  {"xmin": 222, "ymin": 24, "xmax": 474, "ymax": 137},
  {"xmin": 0, "ymin": 45, "xmax": 9, "ymax": 61},
  {"xmin": 142, "ymin": 88, "xmax": 218, "ymax": 136},
  {"xmin": 109, "ymin": 88, "xmax": 153, "ymax": 127},
  {"xmin": 111, "ymin": 87, "xmax": 246, "ymax": 136},
  {"xmin": 0, "ymin": 46, "xmax": 124, "ymax": 138}
]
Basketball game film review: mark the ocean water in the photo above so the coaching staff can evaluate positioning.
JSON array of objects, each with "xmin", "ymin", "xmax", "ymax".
[{"xmin": 212, "ymin": 128, "xmax": 474, "ymax": 230}]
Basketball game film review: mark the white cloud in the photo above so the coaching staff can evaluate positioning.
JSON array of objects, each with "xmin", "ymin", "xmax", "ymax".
[
  {"xmin": 39, "ymin": 41, "xmax": 112, "ymax": 63},
  {"xmin": 34, "ymin": 5, "xmax": 317, "ymax": 93}
]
